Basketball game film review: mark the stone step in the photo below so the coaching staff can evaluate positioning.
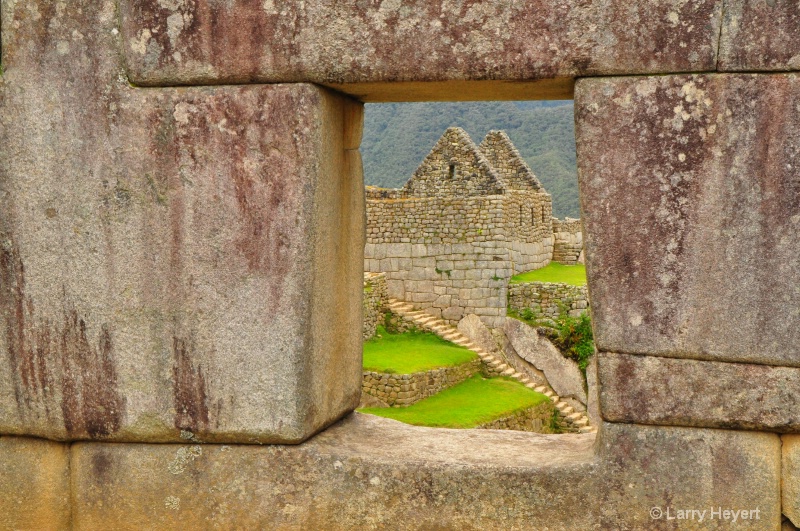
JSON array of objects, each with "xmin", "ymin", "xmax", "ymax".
[
  {"xmin": 542, "ymin": 390, "xmax": 554, "ymax": 398},
  {"xmin": 567, "ymin": 412, "xmax": 583, "ymax": 422},
  {"xmin": 578, "ymin": 426, "xmax": 596, "ymax": 434},
  {"xmin": 525, "ymin": 383, "xmax": 537, "ymax": 389},
  {"xmin": 560, "ymin": 406, "xmax": 575, "ymax": 416},
  {"xmin": 549, "ymin": 395, "xmax": 560, "ymax": 402},
  {"xmin": 512, "ymin": 372, "xmax": 524, "ymax": 379},
  {"xmin": 573, "ymin": 418, "xmax": 589, "ymax": 428},
  {"xmin": 501, "ymin": 367, "xmax": 515, "ymax": 376},
  {"xmin": 534, "ymin": 386, "xmax": 548, "ymax": 394}
]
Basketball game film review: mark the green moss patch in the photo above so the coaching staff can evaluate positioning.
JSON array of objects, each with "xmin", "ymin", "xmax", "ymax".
[{"xmin": 509, "ymin": 262, "xmax": 587, "ymax": 286}]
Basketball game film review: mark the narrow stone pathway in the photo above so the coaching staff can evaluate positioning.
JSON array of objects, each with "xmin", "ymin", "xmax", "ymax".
[{"xmin": 387, "ymin": 299, "xmax": 597, "ymax": 434}]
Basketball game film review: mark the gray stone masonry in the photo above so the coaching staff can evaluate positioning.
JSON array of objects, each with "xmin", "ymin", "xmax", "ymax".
[
  {"xmin": 363, "ymin": 272, "xmax": 387, "ymax": 341},
  {"xmin": 365, "ymin": 128, "xmax": 567, "ymax": 327},
  {"xmin": 552, "ymin": 217, "xmax": 584, "ymax": 265},
  {"xmin": 508, "ymin": 281, "xmax": 589, "ymax": 319},
  {"xmin": 362, "ymin": 359, "xmax": 482, "ymax": 407}
]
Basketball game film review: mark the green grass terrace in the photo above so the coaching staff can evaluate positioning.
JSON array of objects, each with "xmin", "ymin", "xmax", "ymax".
[
  {"xmin": 363, "ymin": 326, "xmax": 477, "ymax": 374},
  {"xmin": 359, "ymin": 375, "xmax": 551, "ymax": 429},
  {"xmin": 509, "ymin": 262, "xmax": 587, "ymax": 286}
]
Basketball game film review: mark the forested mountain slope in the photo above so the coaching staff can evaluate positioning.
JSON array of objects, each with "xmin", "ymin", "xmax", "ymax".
[{"xmin": 362, "ymin": 101, "xmax": 580, "ymax": 218}]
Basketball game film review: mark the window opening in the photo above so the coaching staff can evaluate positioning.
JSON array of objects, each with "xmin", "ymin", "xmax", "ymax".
[{"xmin": 360, "ymin": 100, "xmax": 590, "ymax": 435}]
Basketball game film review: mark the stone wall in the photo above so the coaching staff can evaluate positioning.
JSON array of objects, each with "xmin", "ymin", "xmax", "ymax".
[
  {"xmin": 362, "ymin": 359, "xmax": 482, "ymax": 407},
  {"xmin": 552, "ymin": 218, "xmax": 584, "ymax": 265},
  {"xmin": 5, "ymin": 0, "xmax": 800, "ymax": 528},
  {"xmin": 476, "ymin": 401, "xmax": 555, "ymax": 433},
  {"xmin": 508, "ymin": 282, "xmax": 590, "ymax": 319},
  {"xmin": 363, "ymin": 272, "xmax": 387, "ymax": 341},
  {"xmin": 365, "ymin": 193, "xmax": 553, "ymax": 327}
]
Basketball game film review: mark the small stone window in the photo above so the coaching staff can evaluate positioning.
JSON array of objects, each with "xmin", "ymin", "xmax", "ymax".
[{"xmin": 448, "ymin": 162, "xmax": 456, "ymax": 179}]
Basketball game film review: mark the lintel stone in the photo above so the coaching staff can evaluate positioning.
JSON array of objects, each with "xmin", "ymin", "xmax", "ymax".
[{"xmin": 119, "ymin": 0, "xmax": 723, "ymax": 100}]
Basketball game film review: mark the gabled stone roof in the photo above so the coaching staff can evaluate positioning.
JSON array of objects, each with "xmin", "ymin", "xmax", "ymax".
[
  {"xmin": 401, "ymin": 127, "xmax": 507, "ymax": 197},
  {"xmin": 479, "ymin": 130, "xmax": 544, "ymax": 191},
  {"xmin": 397, "ymin": 127, "xmax": 548, "ymax": 198}
]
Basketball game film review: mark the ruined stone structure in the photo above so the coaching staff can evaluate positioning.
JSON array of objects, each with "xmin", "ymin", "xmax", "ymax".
[
  {"xmin": 362, "ymin": 272, "xmax": 387, "ymax": 341},
  {"xmin": 2, "ymin": 1, "xmax": 800, "ymax": 529},
  {"xmin": 552, "ymin": 217, "xmax": 584, "ymax": 265},
  {"xmin": 365, "ymin": 128, "xmax": 554, "ymax": 327}
]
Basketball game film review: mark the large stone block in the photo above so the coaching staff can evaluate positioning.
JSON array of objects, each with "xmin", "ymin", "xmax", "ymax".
[
  {"xmin": 119, "ymin": 0, "xmax": 723, "ymax": 101},
  {"xmin": 576, "ymin": 74, "xmax": 800, "ymax": 366},
  {"xmin": 719, "ymin": 1, "xmax": 800, "ymax": 72},
  {"xmin": 0, "ymin": 436, "xmax": 71, "ymax": 530},
  {"xmin": 599, "ymin": 352, "xmax": 800, "ymax": 432},
  {"xmin": 1, "ymin": 0, "xmax": 364, "ymax": 443},
  {"xmin": 0, "ymin": 83, "xmax": 362, "ymax": 444},
  {"xmin": 69, "ymin": 414, "xmax": 780, "ymax": 529}
]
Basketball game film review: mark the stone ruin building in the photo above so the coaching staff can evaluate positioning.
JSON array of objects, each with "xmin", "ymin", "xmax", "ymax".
[
  {"xmin": 365, "ymin": 127, "xmax": 582, "ymax": 327},
  {"xmin": 2, "ymin": 0, "xmax": 800, "ymax": 529}
]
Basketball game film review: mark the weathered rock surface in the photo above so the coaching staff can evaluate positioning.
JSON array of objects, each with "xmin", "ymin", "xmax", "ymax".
[
  {"xmin": 719, "ymin": 1, "xmax": 800, "ymax": 72},
  {"xmin": 0, "ymin": 436, "xmax": 71, "ymax": 530},
  {"xmin": 495, "ymin": 328, "xmax": 550, "ymax": 390},
  {"xmin": 0, "ymin": 0, "xmax": 364, "ymax": 443},
  {"xmin": 577, "ymin": 74, "xmax": 800, "ymax": 367},
  {"xmin": 599, "ymin": 352, "xmax": 800, "ymax": 432},
  {"xmin": 457, "ymin": 314, "xmax": 499, "ymax": 353},
  {"xmin": 119, "ymin": 0, "xmax": 723, "ymax": 100},
  {"xmin": 784, "ymin": 436, "xmax": 800, "ymax": 528},
  {"xmin": 503, "ymin": 318, "xmax": 586, "ymax": 405},
  {"xmin": 585, "ymin": 353, "xmax": 601, "ymax": 428},
  {"xmin": 69, "ymin": 413, "xmax": 780, "ymax": 529}
]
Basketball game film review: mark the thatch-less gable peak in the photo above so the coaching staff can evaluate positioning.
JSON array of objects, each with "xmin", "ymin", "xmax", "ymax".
[
  {"xmin": 479, "ymin": 130, "xmax": 544, "ymax": 192},
  {"xmin": 401, "ymin": 127, "xmax": 508, "ymax": 198}
]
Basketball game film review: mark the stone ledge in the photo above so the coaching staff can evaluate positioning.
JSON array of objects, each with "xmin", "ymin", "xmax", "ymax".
[
  {"xmin": 599, "ymin": 352, "xmax": 800, "ymax": 432},
  {"xmin": 68, "ymin": 414, "xmax": 780, "ymax": 529}
]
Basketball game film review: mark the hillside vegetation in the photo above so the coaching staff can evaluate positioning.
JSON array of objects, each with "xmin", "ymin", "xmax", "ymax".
[{"xmin": 362, "ymin": 101, "xmax": 580, "ymax": 218}]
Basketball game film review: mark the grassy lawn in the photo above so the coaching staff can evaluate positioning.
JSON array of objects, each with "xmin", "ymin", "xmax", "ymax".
[
  {"xmin": 509, "ymin": 262, "xmax": 587, "ymax": 286},
  {"xmin": 359, "ymin": 375, "xmax": 550, "ymax": 428},
  {"xmin": 363, "ymin": 326, "xmax": 477, "ymax": 374}
]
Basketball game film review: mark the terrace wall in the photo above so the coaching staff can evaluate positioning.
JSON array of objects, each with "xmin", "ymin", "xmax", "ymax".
[{"xmin": 508, "ymin": 282, "xmax": 590, "ymax": 319}]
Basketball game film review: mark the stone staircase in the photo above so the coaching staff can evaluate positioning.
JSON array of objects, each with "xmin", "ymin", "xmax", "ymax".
[{"xmin": 386, "ymin": 299, "xmax": 596, "ymax": 434}]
